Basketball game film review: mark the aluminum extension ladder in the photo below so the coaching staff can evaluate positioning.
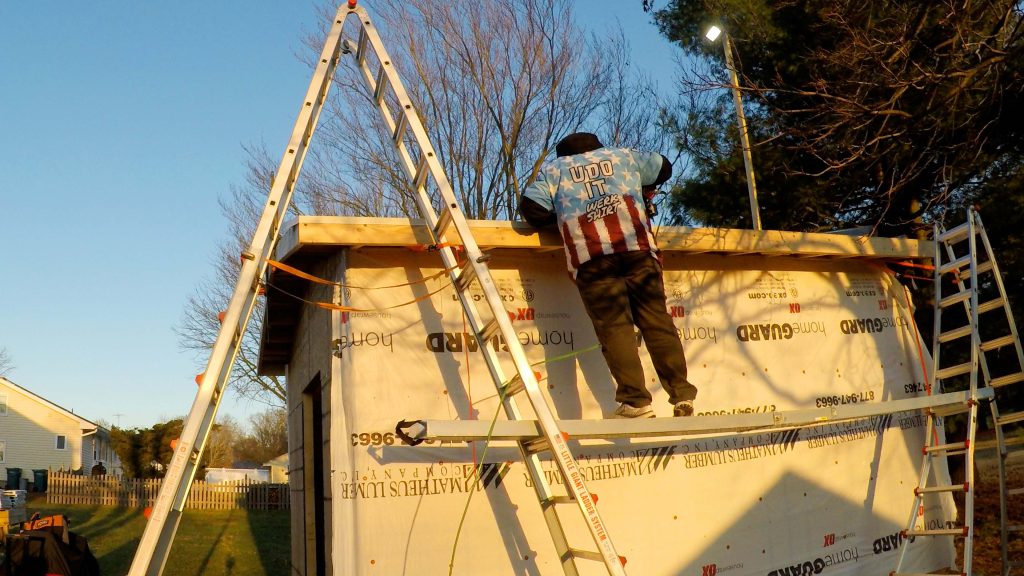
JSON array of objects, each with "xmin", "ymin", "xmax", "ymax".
[
  {"xmin": 128, "ymin": 2, "xmax": 626, "ymax": 575},
  {"xmin": 893, "ymin": 207, "xmax": 1024, "ymax": 576}
]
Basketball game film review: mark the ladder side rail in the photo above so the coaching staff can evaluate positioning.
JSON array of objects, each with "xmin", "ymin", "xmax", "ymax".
[
  {"xmin": 933, "ymin": 224, "xmax": 946, "ymax": 394},
  {"xmin": 446, "ymin": 310, "xmax": 584, "ymax": 574},
  {"xmin": 937, "ymin": 217, "xmax": 994, "ymax": 395},
  {"xmin": 963, "ymin": 211, "xmax": 981, "ymax": 575},
  {"xmin": 426, "ymin": 279, "xmax": 584, "ymax": 573},
  {"xmin": 338, "ymin": 35, "xmax": 448, "ymax": 249},
  {"xmin": 340, "ymin": 29, "xmax": 444, "ymax": 228},
  {"xmin": 894, "ymin": 414, "xmax": 939, "ymax": 572},
  {"xmin": 944, "ymin": 227, "xmax": 997, "ymax": 388},
  {"xmin": 974, "ymin": 210, "xmax": 1024, "ymax": 375},
  {"xmin": 972, "ymin": 210, "xmax": 1024, "ymax": 576},
  {"xmin": 968, "ymin": 212, "xmax": 981, "ymax": 397},
  {"xmin": 993, "ymin": 394, "xmax": 1012, "ymax": 576},
  {"xmin": 343, "ymin": 8, "xmax": 625, "ymax": 573},
  {"xmin": 898, "ymin": 219, "xmax": 975, "ymax": 575},
  {"xmin": 127, "ymin": 7, "xmax": 350, "ymax": 575}
]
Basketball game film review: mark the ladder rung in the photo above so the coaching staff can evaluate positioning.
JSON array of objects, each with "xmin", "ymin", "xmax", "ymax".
[
  {"xmin": 980, "ymin": 334, "xmax": 1016, "ymax": 351},
  {"xmin": 974, "ymin": 438, "xmax": 1000, "ymax": 451},
  {"xmin": 937, "ymin": 325, "xmax": 972, "ymax": 343},
  {"xmin": 523, "ymin": 436, "xmax": 550, "ymax": 455},
  {"xmin": 959, "ymin": 259, "xmax": 994, "ymax": 280},
  {"xmin": 454, "ymin": 261, "xmax": 478, "ymax": 292},
  {"xmin": 936, "ymin": 362, "xmax": 973, "ymax": 380},
  {"xmin": 903, "ymin": 527, "xmax": 968, "ymax": 537},
  {"xmin": 1003, "ymin": 436, "xmax": 1024, "ymax": 449},
  {"xmin": 544, "ymin": 495, "xmax": 575, "ymax": 506},
  {"xmin": 990, "ymin": 372, "xmax": 1024, "ymax": 388},
  {"xmin": 503, "ymin": 373, "xmax": 526, "ymax": 397},
  {"xmin": 938, "ymin": 222, "xmax": 971, "ymax": 244},
  {"xmin": 939, "ymin": 254, "xmax": 971, "ymax": 275},
  {"xmin": 434, "ymin": 205, "xmax": 455, "ymax": 239},
  {"xmin": 567, "ymin": 549, "xmax": 605, "ymax": 563},
  {"xmin": 355, "ymin": 28, "xmax": 368, "ymax": 67},
  {"xmin": 1008, "ymin": 487, "xmax": 1024, "ymax": 497},
  {"xmin": 976, "ymin": 296, "xmax": 1005, "ymax": 314},
  {"xmin": 412, "ymin": 155, "xmax": 429, "ymax": 192},
  {"xmin": 1009, "ymin": 524, "xmax": 1024, "ymax": 533},
  {"xmin": 915, "ymin": 483, "xmax": 969, "ymax": 495},
  {"xmin": 938, "ymin": 291, "xmax": 971, "ymax": 309},
  {"xmin": 925, "ymin": 440, "xmax": 969, "ymax": 455},
  {"xmin": 998, "ymin": 411, "xmax": 1024, "ymax": 426},
  {"xmin": 930, "ymin": 403, "xmax": 971, "ymax": 417},
  {"xmin": 372, "ymin": 63, "xmax": 388, "ymax": 103},
  {"xmin": 479, "ymin": 318, "xmax": 500, "ymax": 342},
  {"xmin": 392, "ymin": 109, "xmax": 409, "ymax": 144}
]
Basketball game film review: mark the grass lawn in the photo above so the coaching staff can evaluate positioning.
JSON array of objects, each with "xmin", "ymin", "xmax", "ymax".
[{"xmin": 13, "ymin": 495, "xmax": 290, "ymax": 576}]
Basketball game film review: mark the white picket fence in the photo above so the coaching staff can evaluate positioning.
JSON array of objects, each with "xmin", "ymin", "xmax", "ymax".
[{"xmin": 46, "ymin": 471, "xmax": 289, "ymax": 510}]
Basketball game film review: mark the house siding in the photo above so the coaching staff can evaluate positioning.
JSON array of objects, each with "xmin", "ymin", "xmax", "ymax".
[
  {"xmin": 286, "ymin": 253, "xmax": 342, "ymax": 576},
  {"xmin": 0, "ymin": 385, "xmax": 85, "ymax": 482},
  {"xmin": 80, "ymin": 431, "xmax": 120, "ymax": 476}
]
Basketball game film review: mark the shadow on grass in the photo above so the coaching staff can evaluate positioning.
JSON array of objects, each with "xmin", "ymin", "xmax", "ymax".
[
  {"xmin": 23, "ymin": 496, "xmax": 290, "ymax": 575},
  {"xmin": 245, "ymin": 509, "xmax": 292, "ymax": 575},
  {"xmin": 196, "ymin": 508, "xmax": 237, "ymax": 575}
]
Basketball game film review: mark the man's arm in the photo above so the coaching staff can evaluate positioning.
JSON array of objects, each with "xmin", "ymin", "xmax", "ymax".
[
  {"xmin": 652, "ymin": 154, "xmax": 672, "ymax": 187},
  {"xmin": 519, "ymin": 196, "xmax": 556, "ymax": 227},
  {"xmin": 518, "ymin": 169, "xmax": 557, "ymax": 227}
]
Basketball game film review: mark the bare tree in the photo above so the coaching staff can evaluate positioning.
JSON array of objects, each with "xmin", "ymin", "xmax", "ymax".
[
  {"xmin": 0, "ymin": 348, "xmax": 13, "ymax": 377},
  {"xmin": 206, "ymin": 415, "xmax": 241, "ymax": 468},
  {"xmin": 179, "ymin": 0, "xmax": 670, "ymax": 405},
  {"xmin": 234, "ymin": 408, "xmax": 288, "ymax": 466}
]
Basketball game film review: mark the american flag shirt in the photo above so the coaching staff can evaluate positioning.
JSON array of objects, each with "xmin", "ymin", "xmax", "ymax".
[{"xmin": 522, "ymin": 147, "xmax": 663, "ymax": 276}]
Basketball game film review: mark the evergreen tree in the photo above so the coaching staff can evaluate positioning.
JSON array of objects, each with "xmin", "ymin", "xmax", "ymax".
[{"xmin": 651, "ymin": 0, "xmax": 1023, "ymax": 235}]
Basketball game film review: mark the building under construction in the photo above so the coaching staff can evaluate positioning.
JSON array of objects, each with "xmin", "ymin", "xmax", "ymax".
[{"xmin": 126, "ymin": 3, "xmax": 1024, "ymax": 575}]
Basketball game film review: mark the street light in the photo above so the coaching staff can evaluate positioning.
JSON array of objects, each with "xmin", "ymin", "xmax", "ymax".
[{"xmin": 705, "ymin": 25, "xmax": 762, "ymax": 230}]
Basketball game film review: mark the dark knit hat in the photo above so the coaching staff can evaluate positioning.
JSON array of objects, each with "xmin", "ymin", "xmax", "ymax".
[{"xmin": 555, "ymin": 132, "xmax": 603, "ymax": 157}]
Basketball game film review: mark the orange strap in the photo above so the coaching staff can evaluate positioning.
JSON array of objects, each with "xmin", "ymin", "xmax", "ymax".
[
  {"xmin": 267, "ymin": 259, "xmax": 457, "ymax": 289},
  {"xmin": 889, "ymin": 260, "xmax": 935, "ymax": 271},
  {"xmin": 896, "ymin": 273, "xmax": 933, "ymax": 282},
  {"xmin": 267, "ymin": 259, "xmax": 336, "ymax": 286}
]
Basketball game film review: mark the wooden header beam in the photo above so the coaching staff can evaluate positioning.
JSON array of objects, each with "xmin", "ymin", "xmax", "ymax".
[
  {"xmin": 259, "ymin": 216, "xmax": 932, "ymax": 376},
  {"xmin": 276, "ymin": 216, "xmax": 933, "ymax": 261}
]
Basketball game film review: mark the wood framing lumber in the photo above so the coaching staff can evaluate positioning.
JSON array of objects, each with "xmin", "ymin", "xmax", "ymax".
[{"xmin": 275, "ymin": 216, "xmax": 933, "ymax": 261}]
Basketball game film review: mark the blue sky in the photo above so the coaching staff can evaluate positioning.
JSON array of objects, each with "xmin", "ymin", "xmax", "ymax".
[{"xmin": 0, "ymin": 1, "xmax": 679, "ymax": 431}]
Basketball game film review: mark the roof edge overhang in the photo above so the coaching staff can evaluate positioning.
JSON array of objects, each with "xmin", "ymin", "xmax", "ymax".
[{"xmin": 257, "ymin": 216, "xmax": 933, "ymax": 375}]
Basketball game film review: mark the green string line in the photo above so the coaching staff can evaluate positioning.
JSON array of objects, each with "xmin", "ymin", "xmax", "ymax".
[{"xmin": 446, "ymin": 343, "xmax": 601, "ymax": 575}]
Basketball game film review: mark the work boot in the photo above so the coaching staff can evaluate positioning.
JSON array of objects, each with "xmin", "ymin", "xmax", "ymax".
[
  {"xmin": 612, "ymin": 403, "xmax": 655, "ymax": 419},
  {"xmin": 673, "ymin": 400, "xmax": 694, "ymax": 417}
]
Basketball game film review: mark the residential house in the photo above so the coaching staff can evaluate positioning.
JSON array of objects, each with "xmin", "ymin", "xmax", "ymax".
[
  {"xmin": 0, "ymin": 376, "xmax": 121, "ymax": 487},
  {"xmin": 263, "ymin": 453, "xmax": 288, "ymax": 484}
]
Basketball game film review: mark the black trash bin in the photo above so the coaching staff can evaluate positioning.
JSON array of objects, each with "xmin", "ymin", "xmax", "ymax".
[
  {"xmin": 6, "ymin": 467, "xmax": 21, "ymax": 489},
  {"xmin": 33, "ymin": 469, "xmax": 48, "ymax": 492}
]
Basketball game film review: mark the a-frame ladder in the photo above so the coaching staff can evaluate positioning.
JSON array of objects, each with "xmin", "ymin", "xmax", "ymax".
[
  {"xmin": 127, "ymin": 6, "xmax": 348, "ymax": 574},
  {"xmin": 129, "ymin": 3, "xmax": 626, "ymax": 575},
  {"xmin": 893, "ymin": 207, "xmax": 1024, "ymax": 575},
  {"xmin": 337, "ymin": 5, "xmax": 625, "ymax": 574},
  {"xmin": 967, "ymin": 211, "xmax": 1024, "ymax": 576}
]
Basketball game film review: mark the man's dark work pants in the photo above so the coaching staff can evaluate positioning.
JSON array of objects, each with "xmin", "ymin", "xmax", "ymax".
[{"xmin": 575, "ymin": 251, "xmax": 697, "ymax": 408}]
